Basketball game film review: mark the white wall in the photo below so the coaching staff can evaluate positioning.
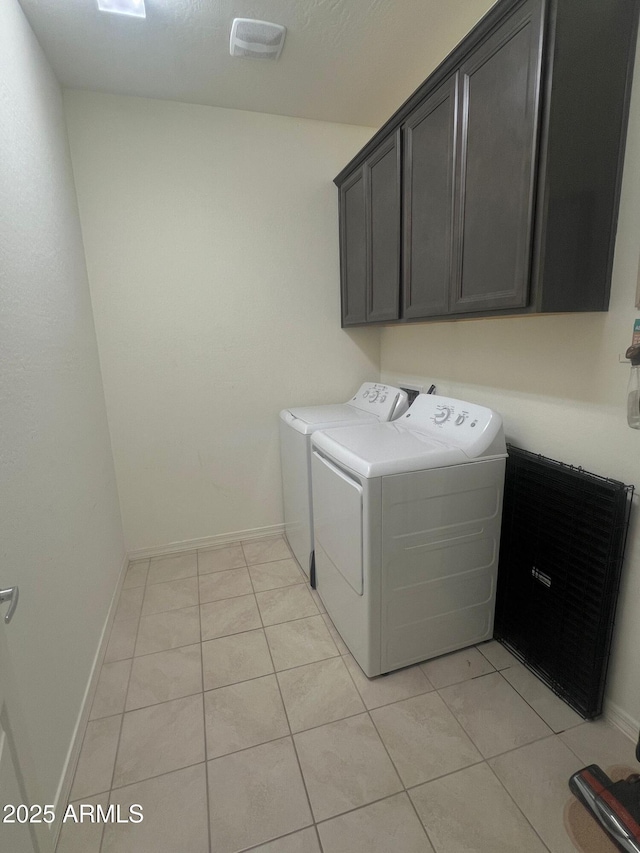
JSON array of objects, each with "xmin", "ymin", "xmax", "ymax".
[
  {"xmin": 0, "ymin": 0, "xmax": 125, "ymax": 804},
  {"xmin": 63, "ymin": 91, "xmax": 380, "ymax": 553},
  {"xmin": 381, "ymin": 32, "xmax": 640, "ymax": 732}
]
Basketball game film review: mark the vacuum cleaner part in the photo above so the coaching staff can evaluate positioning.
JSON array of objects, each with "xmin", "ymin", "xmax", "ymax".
[{"xmin": 569, "ymin": 764, "xmax": 640, "ymax": 853}]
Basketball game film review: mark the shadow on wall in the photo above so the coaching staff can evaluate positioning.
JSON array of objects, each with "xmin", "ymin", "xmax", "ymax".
[
  {"xmin": 381, "ymin": 311, "xmax": 614, "ymax": 405},
  {"xmin": 343, "ymin": 325, "xmax": 383, "ymax": 368}
]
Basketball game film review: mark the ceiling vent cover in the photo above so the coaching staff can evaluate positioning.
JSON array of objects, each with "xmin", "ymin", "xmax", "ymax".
[{"xmin": 229, "ymin": 18, "xmax": 286, "ymax": 60}]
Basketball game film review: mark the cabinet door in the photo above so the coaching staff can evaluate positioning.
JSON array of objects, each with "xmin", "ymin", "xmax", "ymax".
[
  {"xmin": 365, "ymin": 131, "xmax": 401, "ymax": 322},
  {"xmin": 402, "ymin": 77, "xmax": 456, "ymax": 319},
  {"xmin": 451, "ymin": 0, "xmax": 544, "ymax": 314},
  {"xmin": 339, "ymin": 169, "xmax": 367, "ymax": 326}
]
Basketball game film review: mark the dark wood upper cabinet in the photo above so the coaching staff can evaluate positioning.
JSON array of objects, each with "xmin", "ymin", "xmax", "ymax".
[
  {"xmin": 450, "ymin": 0, "xmax": 543, "ymax": 314},
  {"xmin": 335, "ymin": 0, "xmax": 638, "ymax": 327},
  {"xmin": 339, "ymin": 169, "xmax": 367, "ymax": 325},
  {"xmin": 366, "ymin": 132, "xmax": 401, "ymax": 322},
  {"xmin": 402, "ymin": 76, "xmax": 456, "ymax": 319},
  {"xmin": 339, "ymin": 131, "xmax": 400, "ymax": 325}
]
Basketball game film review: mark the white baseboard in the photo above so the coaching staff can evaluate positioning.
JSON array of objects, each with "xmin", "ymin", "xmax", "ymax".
[
  {"xmin": 604, "ymin": 698, "xmax": 640, "ymax": 743},
  {"xmin": 127, "ymin": 523, "xmax": 286, "ymax": 561},
  {"xmin": 52, "ymin": 550, "xmax": 129, "ymax": 843}
]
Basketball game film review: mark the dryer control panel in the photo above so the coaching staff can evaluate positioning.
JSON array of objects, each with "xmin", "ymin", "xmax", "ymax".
[
  {"xmin": 397, "ymin": 393, "xmax": 504, "ymax": 458},
  {"xmin": 349, "ymin": 383, "xmax": 409, "ymax": 421}
]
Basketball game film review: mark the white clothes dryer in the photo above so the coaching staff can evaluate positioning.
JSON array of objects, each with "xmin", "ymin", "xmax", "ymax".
[
  {"xmin": 311, "ymin": 393, "xmax": 507, "ymax": 676},
  {"xmin": 279, "ymin": 383, "xmax": 409, "ymax": 577}
]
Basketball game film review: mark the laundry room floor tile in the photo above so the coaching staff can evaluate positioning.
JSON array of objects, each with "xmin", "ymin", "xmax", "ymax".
[
  {"xmin": 208, "ymin": 737, "xmax": 312, "ymax": 853},
  {"xmin": 197, "ymin": 543, "xmax": 246, "ymax": 574},
  {"xmin": 317, "ymin": 792, "xmax": 434, "ymax": 853},
  {"xmin": 135, "ymin": 605, "xmax": 200, "ymax": 656},
  {"xmin": 560, "ymin": 717, "xmax": 640, "ymax": 768},
  {"xmin": 265, "ymin": 615, "xmax": 339, "ymax": 671},
  {"xmin": 114, "ymin": 587, "xmax": 144, "ymax": 623},
  {"xmin": 501, "ymin": 662, "xmax": 584, "ymax": 733},
  {"xmin": 89, "ymin": 659, "xmax": 132, "ymax": 720},
  {"xmin": 141, "ymin": 576, "xmax": 198, "ymax": 616},
  {"xmin": 103, "ymin": 764, "xmax": 209, "ymax": 853},
  {"xmin": 198, "ymin": 566, "xmax": 253, "ymax": 602},
  {"xmin": 322, "ymin": 612, "xmax": 349, "ymax": 655},
  {"xmin": 147, "ymin": 552, "xmax": 197, "ymax": 585},
  {"xmin": 489, "ymin": 735, "xmax": 585, "ymax": 853},
  {"xmin": 201, "ymin": 627, "xmax": 274, "ymax": 689},
  {"xmin": 204, "ymin": 674, "xmax": 289, "ymax": 759},
  {"xmin": 200, "ymin": 593, "xmax": 261, "ymax": 640},
  {"xmin": 125, "ymin": 644, "xmax": 202, "ymax": 710},
  {"xmin": 242, "ymin": 535, "xmax": 292, "ymax": 565},
  {"xmin": 439, "ymin": 671, "xmax": 553, "ymax": 757},
  {"xmin": 248, "ymin": 558, "xmax": 306, "ymax": 591},
  {"xmin": 294, "ymin": 714, "xmax": 403, "ymax": 821},
  {"xmin": 112, "ymin": 694, "xmax": 205, "ymax": 788},
  {"xmin": 60, "ymin": 541, "xmax": 640, "ymax": 853},
  {"xmin": 371, "ymin": 691, "xmax": 482, "ymax": 787},
  {"xmin": 69, "ymin": 715, "xmax": 121, "ymax": 800},
  {"xmin": 56, "ymin": 793, "xmax": 108, "ymax": 853},
  {"xmin": 410, "ymin": 762, "xmax": 547, "ymax": 853},
  {"xmin": 104, "ymin": 618, "xmax": 138, "ymax": 663},
  {"xmin": 277, "ymin": 657, "xmax": 365, "ymax": 733},
  {"xmin": 476, "ymin": 639, "xmax": 520, "ymax": 671},
  {"xmin": 122, "ymin": 560, "xmax": 149, "ymax": 589},
  {"xmin": 343, "ymin": 653, "xmax": 433, "ymax": 710},
  {"xmin": 256, "ymin": 584, "xmax": 319, "ymax": 626},
  {"xmin": 419, "ymin": 646, "xmax": 495, "ymax": 689},
  {"xmin": 248, "ymin": 827, "xmax": 321, "ymax": 852}
]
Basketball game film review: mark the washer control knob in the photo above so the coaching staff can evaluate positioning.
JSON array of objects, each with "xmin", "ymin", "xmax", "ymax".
[
  {"xmin": 369, "ymin": 390, "xmax": 379, "ymax": 403},
  {"xmin": 433, "ymin": 407, "xmax": 451, "ymax": 424},
  {"xmin": 455, "ymin": 413, "xmax": 468, "ymax": 426}
]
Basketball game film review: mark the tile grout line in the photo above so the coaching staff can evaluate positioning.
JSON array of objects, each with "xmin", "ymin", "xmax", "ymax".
[
  {"xmin": 196, "ymin": 549, "xmax": 214, "ymax": 853},
  {"xmin": 247, "ymin": 551, "xmax": 318, "ymax": 846},
  {"xmin": 363, "ymin": 704, "xmax": 438, "ymax": 851},
  {"xmin": 332, "ymin": 637, "xmax": 439, "ymax": 848},
  {"xmin": 485, "ymin": 761, "xmax": 554, "ymax": 853},
  {"xmin": 107, "ymin": 759, "xmax": 208, "ymax": 795}
]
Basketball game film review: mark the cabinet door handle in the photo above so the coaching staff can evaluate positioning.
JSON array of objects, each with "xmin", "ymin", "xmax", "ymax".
[{"xmin": 0, "ymin": 586, "xmax": 19, "ymax": 624}]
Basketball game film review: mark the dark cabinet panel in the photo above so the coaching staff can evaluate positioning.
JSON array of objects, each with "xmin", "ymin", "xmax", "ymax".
[
  {"xmin": 339, "ymin": 170, "xmax": 367, "ymax": 325},
  {"xmin": 451, "ymin": 0, "xmax": 544, "ymax": 313},
  {"xmin": 366, "ymin": 132, "xmax": 401, "ymax": 322},
  {"xmin": 533, "ymin": 0, "xmax": 639, "ymax": 313},
  {"xmin": 339, "ymin": 132, "xmax": 400, "ymax": 326},
  {"xmin": 402, "ymin": 77, "xmax": 456, "ymax": 319}
]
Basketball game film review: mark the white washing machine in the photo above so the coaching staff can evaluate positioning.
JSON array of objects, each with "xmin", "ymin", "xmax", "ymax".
[
  {"xmin": 279, "ymin": 383, "xmax": 409, "ymax": 576},
  {"xmin": 311, "ymin": 393, "xmax": 507, "ymax": 676}
]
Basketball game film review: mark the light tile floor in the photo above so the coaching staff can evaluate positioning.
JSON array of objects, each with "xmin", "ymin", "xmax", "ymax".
[{"xmin": 56, "ymin": 535, "xmax": 640, "ymax": 853}]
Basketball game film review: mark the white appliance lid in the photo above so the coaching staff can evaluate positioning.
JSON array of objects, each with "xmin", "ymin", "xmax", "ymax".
[
  {"xmin": 279, "ymin": 382, "xmax": 408, "ymax": 435},
  {"xmin": 311, "ymin": 393, "xmax": 506, "ymax": 477},
  {"xmin": 280, "ymin": 404, "xmax": 378, "ymax": 435}
]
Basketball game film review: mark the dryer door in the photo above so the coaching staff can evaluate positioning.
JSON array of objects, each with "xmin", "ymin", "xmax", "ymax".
[{"xmin": 311, "ymin": 451, "xmax": 364, "ymax": 595}]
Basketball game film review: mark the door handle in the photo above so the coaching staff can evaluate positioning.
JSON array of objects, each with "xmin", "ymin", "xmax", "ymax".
[{"xmin": 0, "ymin": 586, "xmax": 19, "ymax": 624}]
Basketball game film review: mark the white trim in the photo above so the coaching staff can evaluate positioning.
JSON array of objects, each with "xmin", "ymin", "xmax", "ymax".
[
  {"xmin": 52, "ymin": 550, "xmax": 129, "ymax": 843},
  {"xmin": 604, "ymin": 698, "xmax": 640, "ymax": 743},
  {"xmin": 127, "ymin": 523, "xmax": 286, "ymax": 561}
]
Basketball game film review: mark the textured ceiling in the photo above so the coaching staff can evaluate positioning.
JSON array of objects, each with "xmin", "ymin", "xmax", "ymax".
[{"xmin": 19, "ymin": 0, "xmax": 495, "ymax": 127}]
